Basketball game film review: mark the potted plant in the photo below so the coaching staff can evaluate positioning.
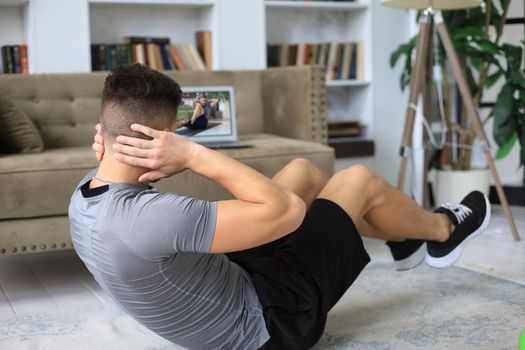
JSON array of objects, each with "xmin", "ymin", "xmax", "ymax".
[{"xmin": 390, "ymin": 0, "xmax": 525, "ymax": 205}]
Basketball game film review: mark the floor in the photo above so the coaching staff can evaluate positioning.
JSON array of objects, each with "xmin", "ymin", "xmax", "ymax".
[{"xmin": 0, "ymin": 207, "xmax": 523, "ymax": 320}]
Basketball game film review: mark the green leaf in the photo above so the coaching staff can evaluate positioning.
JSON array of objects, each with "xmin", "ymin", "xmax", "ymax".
[
  {"xmin": 470, "ymin": 55, "xmax": 482, "ymax": 71},
  {"xmin": 518, "ymin": 91, "xmax": 525, "ymax": 166},
  {"xmin": 499, "ymin": 0, "xmax": 511, "ymax": 11},
  {"xmin": 501, "ymin": 43, "xmax": 523, "ymax": 73},
  {"xmin": 390, "ymin": 36, "xmax": 417, "ymax": 68},
  {"xmin": 477, "ymin": 39, "xmax": 500, "ymax": 55},
  {"xmin": 390, "ymin": 45, "xmax": 406, "ymax": 68},
  {"xmin": 465, "ymin": 66, "xmax": 479, "ymax": 97},
  {"xmin": 490, "ymin": 2, "xmax": 503, "ymax": 30},
  {"xmin": 486, "ymin": 70, "xmax": 503, "ymax": 88},
  {"xmin": 495, "ymin": 132, "xmax": 517, "ymax": 160},
  {"xmin": 520, "ymin": 123, "xmax": 525, "ymax": 167},
  {"xmin": 520, "ymin": 89, "xmax": 525, "ymax": 105},
  {"xmin": 493, "ymin": 83, "xmax": 517, "ymax": 147},
  {"xmin": 452, "ymin": 26, "xmax": 485, "ymax": 41},
  {"xmin": 513, "ymin": 72, "xmax": 525, "ymax": 91}
]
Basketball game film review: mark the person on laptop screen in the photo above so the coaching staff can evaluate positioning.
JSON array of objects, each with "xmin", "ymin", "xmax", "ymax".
[
  {"xmin": 177, "ymin": 93, "xmax": 218, "ymax": 130},
  {"xmin": 69, "ymin": 64, "xmax": 490, "ymax": 350}
]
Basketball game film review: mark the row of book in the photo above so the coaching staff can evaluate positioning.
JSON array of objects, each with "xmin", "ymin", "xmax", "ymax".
[
  {"xmin": 91, "ymin": 32, "xmax": 212, "ymax": 72},
  {"xmin": 328, "ymin": 121, "xmax": 363, "ymax": 138},
  {"xmin": 1, "ymin": 45, "xmax": 29, "ymax": 74},
  {"xmin": 267, "ymin": 42, "xmax": 364, "ymax": 81}
]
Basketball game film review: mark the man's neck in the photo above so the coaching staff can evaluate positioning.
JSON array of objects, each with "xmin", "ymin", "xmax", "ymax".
[{"xmin": 91, "ymin": 151, "xmax": 148, "ymax": 188}]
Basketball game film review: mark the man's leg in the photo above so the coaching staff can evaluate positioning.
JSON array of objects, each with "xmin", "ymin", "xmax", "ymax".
[
  {"xmin": 271, "ymin": 158, "xmax": 330, "ymax": 209},
  {"xmin": 191, "ymin": 103, "xmax": 204, "ymax": 122},
  {"xmin": 271, "ymin": 159, "xmax": 424, "ymax": 241},
  {"xmin": 318, "ymin": 165, "xmax": 452, "ymax": 242}
]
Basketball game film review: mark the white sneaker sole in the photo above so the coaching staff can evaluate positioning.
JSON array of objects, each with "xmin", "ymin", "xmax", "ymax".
[
  {"xmin": 394, "ymin": 242, "xmax": 427, "ymax": 271},
  {"xmin": 425, "ymin": 195, "xmax": 491, "ymax": 269}
]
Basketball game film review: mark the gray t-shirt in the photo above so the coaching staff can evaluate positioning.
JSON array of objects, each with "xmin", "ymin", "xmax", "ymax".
[{"xmin": 68, "ymin": 170, "xmax": 270, "ymax": 350}]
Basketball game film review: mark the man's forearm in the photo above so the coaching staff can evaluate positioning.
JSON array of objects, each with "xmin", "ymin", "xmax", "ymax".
[
  {"xmin": 188, "ymin": 144, "xmax": 306, "ymax": 248},
  {"xmin": 188, "ymin": 144, "xmax": 291, "ymax": 206}
]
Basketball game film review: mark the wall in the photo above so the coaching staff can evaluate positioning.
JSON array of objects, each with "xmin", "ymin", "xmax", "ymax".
[{"xmin": 371, "ymin": 3, "xmax": 413, "ymax": 185}]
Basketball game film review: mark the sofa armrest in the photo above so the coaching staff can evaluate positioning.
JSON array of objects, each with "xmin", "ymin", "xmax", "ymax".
[{"xmin": 261, "ymin": 65, "xmax": 328, "ymax": 145}]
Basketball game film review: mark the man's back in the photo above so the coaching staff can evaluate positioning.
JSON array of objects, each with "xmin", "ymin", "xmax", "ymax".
[{"xmin": 68, "ymin": 171, "xmax": 269, "ymax": 350}]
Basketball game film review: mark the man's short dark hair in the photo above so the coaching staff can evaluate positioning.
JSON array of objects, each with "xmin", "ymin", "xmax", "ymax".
[{"xmin": 101, "ymin": 64, "xmax": 182, "ymax": 140}]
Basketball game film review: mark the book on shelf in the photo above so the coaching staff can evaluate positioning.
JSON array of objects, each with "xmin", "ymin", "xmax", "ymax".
[
  {"xmin": 175, "ymin": 44, "xmax": 193, "ymax": 70},
  {"xmin": 169, "ymin": 46, "xmax": 185, "ymax": 71},
  {"xmin": 19, "ymin": 45, "xmax": 29, "ymax": 74},
  {"xmin": 184, "ymin": 44, "xmax": 207, "ymax": 71},
  {"xmin": 159, "ymin": 44, "xmax": 175, "ymax": 70},
  {"xmin": 146, "ymin": 43, "xmax": 162, "ymax": 70},
  {"xmin": 196, "ymin": 31, "xmax": 213, "ymax": 70},
  {"xmin": 91, "ymin": 33, "xmax": 210, "ymax": 72},
  {"xmin": 267, "ymin": 41, "xmax": 364, "ymax": 81},
  {"xmin": 131, "ymin": 43, "xmax": 145, "ymax": 65},
  {"xmin": 328, "ymin": 121, "xmax": 363, "ymax": 138},
  {"xmin": 91, "ymin": 43, "xmax": 133, "ymax": 72},
  {"xmin": 267, "ymin": 45, "xmax": 280, "ymax": 67},
  {"xmin": 12, "ymin": 46, "xmax": 21, "ymax": 74},
  {"xmin": 1, "ymin": 44, "xmax": 29, "ymax": 74}
]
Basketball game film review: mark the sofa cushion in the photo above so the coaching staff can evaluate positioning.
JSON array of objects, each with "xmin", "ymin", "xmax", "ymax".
[
  {"xmin": 0, "ymin": 134, "xmax": 334, "ymax": 220},
  {"xmin": 0, "ymin": 96, "xmax": 44, "ymax": 154}
]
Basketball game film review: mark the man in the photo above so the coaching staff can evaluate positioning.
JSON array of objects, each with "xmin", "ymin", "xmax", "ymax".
[
  {"xmin": 69, "ymin": 64, "xmax": 490, "ymax": 350},
  {"xmin": 178, "ymin": 93, "xmax": 218, "ymax": 130}
]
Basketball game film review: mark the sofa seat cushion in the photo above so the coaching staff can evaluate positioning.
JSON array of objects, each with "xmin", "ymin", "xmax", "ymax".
[
  {"xmin": 0, "ymin": 134, "xmax": 334, "ymax": 219},
  {"xmin": 0, "ymin": 146, "xmax": 98, "ymax": 220}
]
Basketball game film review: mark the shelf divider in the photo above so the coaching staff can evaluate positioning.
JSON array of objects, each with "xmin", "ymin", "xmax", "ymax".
[
  {"xmin": 265, "ymin": 1, "xmax": 368, "ymax": 11},
  {"xmin": 89, "ymin": 0, "xmax": 215, "ymax": 8},
  {"xmin": 326, "ymin": 80, "xmax": 370, "ymax": 87}
]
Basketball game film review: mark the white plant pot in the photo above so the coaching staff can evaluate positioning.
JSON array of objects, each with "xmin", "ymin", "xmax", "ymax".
[{"xmin": 432, "ymin": 168, "xmax": 490, "ymax": 206}]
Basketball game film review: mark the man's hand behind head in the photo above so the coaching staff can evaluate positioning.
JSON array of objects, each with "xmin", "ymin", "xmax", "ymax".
[
  {"xmin": 93, "ymin": 123, "xmax": 105, "ymax": 161},
  {"xmin": 112, "ymin": 123, "xmax": 201, "ymax": 183}
]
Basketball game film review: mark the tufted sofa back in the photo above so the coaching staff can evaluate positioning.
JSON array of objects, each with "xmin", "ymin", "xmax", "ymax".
[{"xmin": 0, "ymin": 69, "xmax": 266, "ymax": 149}]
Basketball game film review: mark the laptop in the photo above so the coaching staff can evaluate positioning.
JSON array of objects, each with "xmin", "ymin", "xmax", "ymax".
[{"xmin": 175, "ymin": 86, "xmax": 251, "ymax": 149}]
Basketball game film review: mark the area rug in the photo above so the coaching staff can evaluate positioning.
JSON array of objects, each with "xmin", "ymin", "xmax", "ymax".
[{"xmin": 1, "ymin": 263, "xmax": 523, "ymax": 350}]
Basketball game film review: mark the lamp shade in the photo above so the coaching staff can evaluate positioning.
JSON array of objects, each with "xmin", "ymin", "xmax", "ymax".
[{"xmin": 381, "ymin": 0, "xmax": 482, "ymax": 10}]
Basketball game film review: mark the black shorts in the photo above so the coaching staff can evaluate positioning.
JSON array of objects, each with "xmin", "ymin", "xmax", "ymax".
[{"xmin": 226, "ymin": 199, "xmax": 371, "ymax": 350}]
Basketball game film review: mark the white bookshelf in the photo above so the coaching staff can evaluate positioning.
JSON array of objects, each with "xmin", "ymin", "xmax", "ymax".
[
  {"xmin": 1, "ymin": 0, "xmax": 265, "ymax": 74},
  {"xmin": 89, "ymin": 0, "xmax": 219, "ymax": 69},
  {"xmin": 265, "ymin": 0, "xmax": 368, "ymax": 10},
  {"xmin": 0, "ymin": 1, "xmax": 28, "ymax": 72},
  {"xmin": 265, "ymin": 0, "xmax": 374, "ymax": 139}
]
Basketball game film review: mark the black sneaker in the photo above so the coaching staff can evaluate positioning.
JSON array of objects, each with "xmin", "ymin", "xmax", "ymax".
[
  {"xmin": 426, "ymin": 191, "xmax": 491, "ymax": 269},
  {"xmin": 386, "ymin": 239, "xmax": 426, "ymax": 270}
]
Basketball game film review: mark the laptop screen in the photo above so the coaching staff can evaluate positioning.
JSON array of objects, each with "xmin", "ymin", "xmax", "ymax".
[{"xmin": 176, "ymin": 86, "xmax": 238, "ymax": 143}]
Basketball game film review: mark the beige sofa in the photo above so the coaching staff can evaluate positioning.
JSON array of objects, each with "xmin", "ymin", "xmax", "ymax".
[{"xmin": 0, "ymin": 65, "xmax": 334, "ymax": 255}]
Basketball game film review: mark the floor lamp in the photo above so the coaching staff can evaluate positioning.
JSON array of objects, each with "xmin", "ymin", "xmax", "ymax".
[{"xmin": 382, "ymin": 0, "xmax": 521, "ymax": 241}]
